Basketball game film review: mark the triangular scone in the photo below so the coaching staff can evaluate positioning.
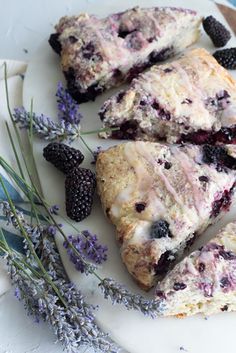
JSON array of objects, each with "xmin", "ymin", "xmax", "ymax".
[
  {"xmin": 100, "ymin": 48, "xmax": 236, "ymax": 144},
  {"xmin": 49, "ymin": 7, "xmax": 201, "ymax": 102},
  {"xmin": 96, "ymin": 142, "xmax": 236, "ymax": 289},
  {"xmin": 156, "ymin": 222, "xmax": 236, "ymax": 317}
]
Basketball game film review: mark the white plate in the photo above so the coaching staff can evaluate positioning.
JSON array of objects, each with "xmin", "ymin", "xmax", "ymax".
[{"xmin": 23, "ymin": 1, "xmax": 236, "ymax": 352}]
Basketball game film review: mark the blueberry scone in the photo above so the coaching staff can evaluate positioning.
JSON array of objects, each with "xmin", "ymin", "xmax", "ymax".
[
  {"xmin": 49, "ymin": 7, "xmax": 201, "ymax": 103},
  {"xmin": 100, "ymin": 48, "xmax": 236, "ymax": 144},
  {"xmin": 96, "ymin": 142, "xmax": 236, "ymax": 289},
  {"xmin": 156, "ymin": 222, "xmax": 236, "ymax": 317}
]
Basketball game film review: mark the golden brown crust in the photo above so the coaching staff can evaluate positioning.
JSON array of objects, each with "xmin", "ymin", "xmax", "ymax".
[{"xmin": 189, "ymin": 48, "xmax": 236, "ymax": 88}]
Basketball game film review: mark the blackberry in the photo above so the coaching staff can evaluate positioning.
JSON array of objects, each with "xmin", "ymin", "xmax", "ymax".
[
  {"xmin": 202, "ymin": 145, "xmax": 229, "ymax": 167},
  {"xmin": 150, "ymin": 220, "xmax": 172, "ymax": 239},
  {"xmin": 203, "ymin": 16, "xmax": 231, "ymax": 47},
  {"xmin": 43, "ymin": 143, "xmax": 84, "ymax": 174},
  {"xmin": 135, "ymin": 202, "xmax": 146, "ymax": 213},
  {"xmin": 198, "ymin": 263, "xmax": 206, "ymax": 273},
  {"xmin": 202, "ymin": 145, "xmax": 236, "ymax": 171},
  {"xmin": 154, "ymin": 250, "xmax": 175, "ymax": 276},
  {"xmin": 48, "ymin": 33, "xmax": 62, "ymax": 54},
  {"xmin": 219, "ymin": 249, "xmax": 236, "ymax": 260},
  {"xmin": 220, "ymin": 276, "xmax": 231, "ymax": 288},
  {"xmin": 213, "ymin": 48, "xmax": 236, "ymax": 70},
  {"xmin": 65, "ymin": 168, "xmax": 96, "ymax": 222}
]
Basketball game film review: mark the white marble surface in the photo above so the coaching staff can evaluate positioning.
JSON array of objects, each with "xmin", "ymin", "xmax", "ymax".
[{"xmin": 0, "ymin": 1, "xmax": 235, "ymax": 353}]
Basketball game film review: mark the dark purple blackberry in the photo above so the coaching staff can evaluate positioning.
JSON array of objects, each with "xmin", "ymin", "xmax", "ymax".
[
  {"xmin": 221, "ymin": 305, "xmax": 228, "ymax": 311},
  {"xmin": 149, "ymin": 47, "xmax": 174, "ymax": 64},
  {"xmin": 69, "ymin": 35, "xmax": 78, "ymax": 44},
  {"xmin": 203, "ymin": 16, "xmax": 231, "ymax": 47},
  {"xmin": 127, "ymin": 63, "xmax": 148, "ymax": 81},
  {"xmin": 202, "ymin": 145, "xmax": 227, "ymax": 165},
  {"xmin": 150, "ymin": 220, "xmax": 172, "ymax": 239},
  {"xmin": 116, "ymin": 91, "xmax": 126, "ymax": 103},
  {"xmin": 63, "ymin": 67, "xmax": 104, "ymax": 103},
  {"xmin": 173, "ymin": 282, "xmax": 187, "ymax": 291},
  {"xmin": 202, "ymin": 145, "xmax": 236, "ymax": 171},
  {"xmin": 164, "ymin": 161, "xmax": 172, "ymax": 170},
  {"xmin": 211, "ymin": 188, "xmax": 234, "ymax": 218},
  {"xmin": 152, "ymin": 101, "xmax": 171, "ymax": 121},
  {"xmin": 43, "ymin": 143, "xmax": 84, "ymax": 174},
  {"xmin": 154, "ymin": 250, "xmax": 176, "ymax": 276},
  {"xmin": 82, "ymin": 42, "xmax": 95, "ymax": 59},
  {"xmin": 220, "ymin": 276, "xmax": 231, "ymax": 289},
  {"xmin": 163, "ymin": 68, "xmax": 173, "ymax": 73},
  {"xmin": 179, "ymin": 125, "xmax": 236, "ymax": 145},
  {"xmin": 213, "ymin": 48, "xmax": 236, "ymax": 70},
  {"xmin": 65, "ymin": 168, "xmax": 96, "ymax": 222},
  {"xmin": 110, "ymin": 120, "xmax": 139, "ymax": 140},
  {"xmin": 135, "ymin": 202, "xmax": 146, "ymax": 213},
  {"xmin": 48, "ymin": 33, "xmax": 62, "ymax": 54},
  {"xmin": 219, "ymin": 249, "xmax": 236, "ymax": 260},
  {"xmin": 198, "ymin": 262, "xmax": 206, "ymax": 272},
  {"xmin": 155, "ymin": 290, "xmax": 166, "ymax": 300},
  {"xmin": 199, "ymin": 175, "xmax": 209, "ymax": 183},
  {"xmin": 118, "ymin": 28, "xmax": 136, "ymax": 39}
]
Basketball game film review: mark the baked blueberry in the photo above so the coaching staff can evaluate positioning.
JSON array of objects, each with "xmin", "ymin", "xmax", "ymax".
[{"xmin": 150, "ymin": 220, "xmax": 172, "ymax": 239}]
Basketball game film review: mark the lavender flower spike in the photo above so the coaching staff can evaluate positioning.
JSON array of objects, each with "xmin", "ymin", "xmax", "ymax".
[
  {"xmin": 64, "ymin": 231, "xmax": 108, "ymax": 274},
  {"xmin": 91, "ymin": 146, "xmax": 103, "ymax": 165},
  {"xmin": 99, "ymin": 278, "xmax": 165, "ymax": 318},
  {"xmin": 13, "ymin": 107, "xmax": 81, "ymax": 143},
  {"xmin": 56, "ymin": 82, "xmax": 82, "ymax": 125}
]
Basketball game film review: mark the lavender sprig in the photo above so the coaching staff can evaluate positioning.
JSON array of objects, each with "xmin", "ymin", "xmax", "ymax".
[
  {"xmin": 49, "ymin": 204, "xmax": 60, "ymax": 215},
  {"xmin": 0, "ymin": 213, "xmax": 118, "ymax": 353},
  {"xmin": 56, "ymin": 82, "xmax": 82, "ymax": 125},
  {"xmin": 0, "ymin": 200, "xmax": 96, "ymax": 276},
  {"xmin": 13, "ymin": 107, "xmax": 81, "ymax": 143},
  {"xmin": 4, "ymin": 251, "xmax": 117, "ymax": 353},
  {"xmin": 99, "ymin": 278, "xmax": 164, "ymax": 318},
  {"xmin": 13, "ymin": 107, "xmax": 117, "ymax": 145},
  {"xmin": 64, "ymin": 231, "xmax": 107, "ymax": 274}
]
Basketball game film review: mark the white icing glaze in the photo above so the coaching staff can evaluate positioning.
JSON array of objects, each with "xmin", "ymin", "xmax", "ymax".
[
  {"xmin": 110, "ymin": 185, "xmax": 134, "ymax": 218},
  {"xmin": 171, "ymin": 146, "xmax": 206, "ymax": 218},
  {"xmin": 135, "ymin": 142, "xmax": 183, "ymax": 206}
]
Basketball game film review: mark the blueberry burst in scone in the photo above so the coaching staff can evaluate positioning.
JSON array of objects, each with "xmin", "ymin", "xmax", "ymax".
[
  {"xmin": 96, "ymin": 142, "xmax": 236, "ymax": 290},
  {"xmin": 156, "ymin": 222, "xmax": 236, "ymax": 317},
  {"xmin": 49, "ymin": 7, "xmax": 201, "ymax": 103},
  {"xmin": 100, "ymin": 48, "xmax": 236, "ymax": 144}
]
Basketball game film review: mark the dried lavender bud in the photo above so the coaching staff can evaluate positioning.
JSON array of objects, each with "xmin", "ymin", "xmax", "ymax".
[
  {"xmin": 91, "ymin": 146, "xmax": 102, "ymax": 164},
  {"xmin": 13, "ymin": 107, "xmax": 81, "ymax": 143},
  {"xmin": 64, "ymin": 231, "xmax": 108, "ymax": 274},
  {"xmin": 0, "ymin": 202, "xmax": 118, "ymax": 353},
  {"xmin": 56, "ymin": 82, "xmax": 82, "ymax": 125},
  {"xmin": 99, "ymin": 278, "xmax": 164, "ymax": 318},
  {"xmin": 49, "ymin": 204, "xmax": 60, "ymax": 215}
]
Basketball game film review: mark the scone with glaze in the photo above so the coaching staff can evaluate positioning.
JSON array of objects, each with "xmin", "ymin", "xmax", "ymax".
[
  {"xmin": 49, "ymin": 7, "xmax": 201, "ymax": 102},
  {"xmin": 100, "ymin": 48, "xmax": 236, "ymax": 144},
  {"xmin": 156, "ymin": 222, "xmax": 236, "ymax": 317},
  {"xmin": 96, "ymin": 142, "xmax": 236, "ymax": 289}
]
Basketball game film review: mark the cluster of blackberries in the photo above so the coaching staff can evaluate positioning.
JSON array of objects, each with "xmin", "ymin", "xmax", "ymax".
[
  {"xmin": 202, "ymin": 16, "xmax": 235, "ymax": 70},
  {"xmin": 43, "ymin": 143, "xmax": 96, "ymax": 222}
]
